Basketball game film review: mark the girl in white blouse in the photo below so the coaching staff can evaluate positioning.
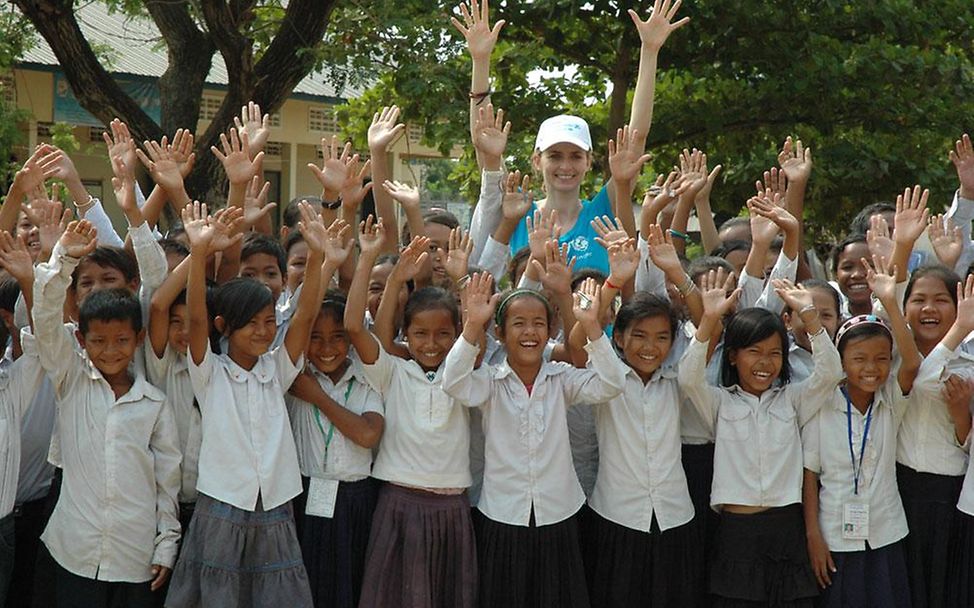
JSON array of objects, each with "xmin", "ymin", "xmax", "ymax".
[
  {"xmin": 678, "ymin": 270, "xmax": 844, "ymax": 607},
  {"xmin": 347, "ymin": 221, "xmax": 477, "ymax": 608},
  {"xmin": 802, "ymin": 256, "xmax": 923, "ymax": 608},
  {"xmin": 442, "ymin": 274, "xmax": 627, "ymax": 608}
]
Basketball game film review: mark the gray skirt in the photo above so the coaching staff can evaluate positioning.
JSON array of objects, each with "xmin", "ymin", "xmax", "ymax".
[{"xmin": 165, "ymin": 493, "xmax": 312, "ymax": 608}]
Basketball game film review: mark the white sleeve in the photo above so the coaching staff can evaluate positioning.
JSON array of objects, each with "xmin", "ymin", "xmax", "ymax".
[
  {"xmin": 468, "ymin": 170, "xmax": 506, "ymax": 263},
  {"xmin": 564, "ymin": 334, "xmax": 627, "ymax": 405},
  {"xmin": 634, "ymin": 237, "xmax": 668, "ymax": 299},
  {"xmin": 31, "ymin": 243, "xmax": 82, "ymax": 388},
  {"xmin": 77, "ymin": 198, "xmax": 124, "ymax": 248},
  {"xmin": 791, "ymin": 329, "xmax": 844, "ymax": 427},
  {"xmin": 736, "ymin": 270, "xmax": 765, "ymax": 310},
  {"xmin": 478, "ymin": 236, "xmax": 510, "ymax": 284},
  {"xmin": 755, "ymin": 250, "xmax": 797, "ymax": 314},
  {"xmin": 946, "ymin": 190, "xmax": 974, "ymax": 275},
  {"xmin": 440, "ymin": 336, "xmax": 492, "ymax": 408},
  {"xmin": 149, "ymin": 400, "xmax": 182, "ymax": 569},
  {"xmin": 677, "ymin": 336, "xmax": 721, "ymax": 432}
]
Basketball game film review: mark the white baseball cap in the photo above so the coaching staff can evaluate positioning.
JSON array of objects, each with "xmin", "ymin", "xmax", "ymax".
[{"xmin": 534, "ymin": 115, "xmax": 592, "ymax": 152}]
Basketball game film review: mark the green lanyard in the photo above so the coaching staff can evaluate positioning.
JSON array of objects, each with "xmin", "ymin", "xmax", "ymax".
[{"xmin": 312, "ymin": 377, "xmax": 355, "ymax": 469}]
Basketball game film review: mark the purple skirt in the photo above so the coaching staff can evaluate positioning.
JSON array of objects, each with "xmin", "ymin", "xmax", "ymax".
[{"xmin": 358, "ymin": 484, "xmax": 477, "ymax": 608}]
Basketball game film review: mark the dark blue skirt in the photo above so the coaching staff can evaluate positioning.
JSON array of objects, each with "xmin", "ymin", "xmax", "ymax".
[
  {"xmin": 947, "ymin": 509, "xmax": 974, "ymax": 608},
  {"xmin": 294, "ymin": 477, "xmax": 377, "ymax": 608},
  {"xmin": 816, "ymin": 541, "xmax": 911, "ymax": 608}
]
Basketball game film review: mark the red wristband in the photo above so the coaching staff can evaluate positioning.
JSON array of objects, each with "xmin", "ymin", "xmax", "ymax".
[{"xmin": 605, "ymin": 278, "xmax": 621, "ymax": 290}]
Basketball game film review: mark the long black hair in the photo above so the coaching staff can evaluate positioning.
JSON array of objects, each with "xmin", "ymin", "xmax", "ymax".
[{"xmin": 720, "ymin": 307, "xmax": 791, "ymax": 388}]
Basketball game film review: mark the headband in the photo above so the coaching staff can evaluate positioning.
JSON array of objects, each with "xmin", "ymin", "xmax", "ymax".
[
  {"xmin": 494, "ymin": 289, "xmax": 552, "ymax": 327},
  {"xmin": 835, "ymin": 314, "xmax": 892, "ymax": 346}
]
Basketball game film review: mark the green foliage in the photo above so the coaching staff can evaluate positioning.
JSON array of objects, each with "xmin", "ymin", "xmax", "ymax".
[
  {"xmin": 321, "ymin": 0, "xmax": 974, "ymax": 241},
  {"xmin": 50, "ymin": 122, "xmax": 80, "ymax": 154}
]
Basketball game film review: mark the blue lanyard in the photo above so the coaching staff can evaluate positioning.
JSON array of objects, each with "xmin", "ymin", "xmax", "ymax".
[
  {"xmin": 312, "ymin": 378, "xmax": 355, "ymax": 468},
  {"xmin": 842, "ymin": 387, "xmax": 873, "ymax": 495}
]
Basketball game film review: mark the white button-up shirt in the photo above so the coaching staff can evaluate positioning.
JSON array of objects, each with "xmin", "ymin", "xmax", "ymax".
[
  {"xmin": 803, "ymin": 377, "xmax": 910, "ymax": 552},
  {"xmin": 678, "ymin": 329, "xmax": 843, "ymax": 509},
  {"xmin": 0, "ymin": 333, "xmax": 47, "ymax": 518},
  {"xmin": 146, "ymin": 345, "xmax": 200, "ymax": 504},
  {"xmin": 361, "ymin": 346, "xmax": 471, "ymax": 489},
  {"xmin": 188, "ymin": 345, "xmax": 304, "ymax": 511},
  {"xmin": 33, "ymin": 248, "xmax": 181, "ymax": 582},
  {"xmin": 897, "ymin": 344, "xmax": 972, "ymax": 476},
  {"xmin": 590, "ymin": 366, "xmax": 694, "ymax": 533},
  {"xmin": 441, "ymin": 334, "xmax": 626, "ymax": 526},
  {"xmin": 288, "ymin": 361, "xmax": 383, "ymax": 482}
]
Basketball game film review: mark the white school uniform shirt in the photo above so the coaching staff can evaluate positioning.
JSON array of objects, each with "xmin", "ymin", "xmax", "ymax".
[
  {"xmin": 589, "ymin": 364, "xmax": 694, "ymax": 533},
  {"xmin": 189, "ymin": 345, "xmax": 303, "ymax": 511},
  {"xmin": 441, "ymin": 334, "xmax": 627, "ymax": 526},
  {"xmin": 362, "ymin": 346, "xmax": 471, "ymax": 489},
  {"xmin": 897, "ymin": 344, "xmax": 973, "ymax": 476},
  {"xmin": 32, "ymin": 247, "xmax": 181, "ymax": 582},
  {"xmin": 802, "ymin": 377, "xmax": 910, "ymax": 552},
  {"xmin": 0, "ymin": 332, "xmax": 48, "ymax": 518},
  {"xmin": 287, "ymin": 361, "xmax": 383, "ymax": 482},
  {"xmin": 663, "ymin": 322, "xmax": 717, "ymax": 445},
  {"xmin": 737, "ymin": 249, "xmax": 798, "ymax": 314},
  {"xmin": 146, "ymin": 344, "xmax": 201, "ymax": 504},
  {"xmin": 678, "ymin": 328, "xmax": 843, "ymax": 510}
]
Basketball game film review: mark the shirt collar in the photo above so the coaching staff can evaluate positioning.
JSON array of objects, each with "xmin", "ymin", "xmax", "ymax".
[
  {"xmin": 309, "ymin": 358, "xmax": 362, "ymax": 388},
  {"xmin": 222, "ymin": 351, "xmax": 276, "ymax": 384}
]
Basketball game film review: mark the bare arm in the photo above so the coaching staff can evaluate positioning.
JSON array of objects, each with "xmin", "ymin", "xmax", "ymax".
[
  {"xmin": 290, "ymin": 373, "xmax": 385, "ymax": 448},
  {"xmin": 149, "ymin": 256, "xmax": 190, "ymax": 358}
]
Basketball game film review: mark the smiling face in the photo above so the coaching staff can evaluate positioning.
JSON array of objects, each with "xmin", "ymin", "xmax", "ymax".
[
  {"xmin": 75, "ymin": 261, "xmax": 135, "ymax": 305},
  {"xmin": 307, "ymin": 313, "xmax": 350, "ymax": 378},
  {"xmin": 835, "ymin": 242, "xmax": 872, "ymax": 309},
  {"xmin": 77, "ymin": 318, "xmax": 142, "ymax": 379},
  {"xmin": 533, "ymin": 142, "xmax": 592, "ymax": 194},
  {"xmin": 841, "ymin": 334, "xmax": 892, "ymax": 398},
  {"xmin": 405, "ymin": 308, "xmax": 458, "ymax": 372},
  {"xmin": 498, "ymin": 297, "xmax": 550, "ymax": 369},
  {"xmin": 285, "ymin": 240, "xmax": 309, "ymax": 295},
  {"xmin": 240, "ymin": 253, "xmax": 285, "ymax": 302},
  {"xmin": 615, "ymin": 315, "xmax": 673, "ymax": 382},
  {"xmin": 15, "ymin": 212, "xmax": 40, "ymax": 260},
  {"xmin": 729, "ymin": 333, "xmax": 784, "ymax": 396},
  {"xmin": 222, "ymin": 303, "xmax": 277, "ymax": 368},
  {"xmin": 905, "ymin": 275, "xmax": 956, "ymax": 352}
]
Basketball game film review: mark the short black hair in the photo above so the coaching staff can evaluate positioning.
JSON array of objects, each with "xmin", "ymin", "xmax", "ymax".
[
  {"xmin": 508, "ymin": 247, "xmax": 531, "ymax": 286},
  {"xmin": 283, "ymin": 196, "xmax": 322, "ymax": 229},
  {"xmin": 614, "ymin": 292, "xmax": 678, "ymax": 340},
  {"xmin": 799, "ymin": 279, "xmax": 841, "ymax": 316},
  {"xmin": 403, "ymin": 286, "xmax": 460, "ymax": 331},
  {"xmin": 837, "ymin": 323, "xmax": 892, "ymax": 357},
  {"xmin": 78, "ymin": 288, "xmax": 142, "ymax": 335},
  {"xmin": 158, "ymin": 238, "xmax": 189, "ymax": 258},
  {"xmin": 241, "ymin": 233, "xmax": 286, "ymax": 275},
  {"xmin": 687, "ymin": 256, "xmax": 735, "ymax": 284},
  {"xmin": 319, "ymin": 288, "xmax": 347, "ymax": 325},
  {"xmin": 0, "ymin": 274, "xmax": 21, "ymax": 313},
  {"xmin": 720, "ymin": 307, "xmax": 790, "ymax": 388},
  {"xmin": 571, "ymin": 269, "xmax": 607, "ymax": 293},
  {"xmin": 423, "ymin": 210, "xmax": 460, "ymax": 230},
  {"xmin": 213, "ymin": 277, "xmax": 275, "ymax": 335},
  {"xmin": 710, "ymin": 239, "xmax": 751, "ymax": 259},
  {"xmin": 72, "ymin": 247, "xmax": 138, "ymax": 290},
  {"xmin": 850, "ymin": 202, "xmax": 895, "ymax": 236},
  {"xmin": 283, "ymin": 230, "xmax": 306, "ymax": 258},
  {"xmin": 831, "ymin": 234, "xmax": 868, "ymax": 275}
]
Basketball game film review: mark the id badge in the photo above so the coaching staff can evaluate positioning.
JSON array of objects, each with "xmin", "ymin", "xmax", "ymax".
[
  {"xmin": 305, "ymin": 477, "xmax": 340, "ymax": 518},
  {"xmin": 842, "ymin": 502, "xmax": 869, "ymax": 540}
]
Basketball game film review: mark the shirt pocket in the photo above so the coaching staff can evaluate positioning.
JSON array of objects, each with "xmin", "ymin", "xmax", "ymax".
[
  {"xmin": 716, "ymin": 403, "xmax": 751, "ymax": 441},
  {"xmin": 768, "ymin": 403, "xmax": 798, "ymax": 445}
]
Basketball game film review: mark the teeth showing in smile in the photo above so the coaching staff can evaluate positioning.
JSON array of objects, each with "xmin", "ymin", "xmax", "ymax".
[
  {"xmin": 638, "ymin": 354, "xmax": 657, "ymax": 361},
  {"xmin": 848, "ymin": 284, "xmax": 868, "ymax": 292},
  {"xmin": 423, "ymin": 352, "xmax": 439, "ymax": 358},
  {"xmin": 519, "ymin": 341, "xmax": 539, "ymax": 348},
  {"xmin": 919, "ymin": 318, "xmax": 939, "ymax": 325},
  {"xmin": 753, "ymin": 371, "xmax": 771, "ymax": 379}
]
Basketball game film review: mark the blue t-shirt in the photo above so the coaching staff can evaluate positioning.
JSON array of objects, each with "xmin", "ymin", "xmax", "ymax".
[{"xmin": 509, "ymin": 184, "xmax": 611, "ymax": 275}]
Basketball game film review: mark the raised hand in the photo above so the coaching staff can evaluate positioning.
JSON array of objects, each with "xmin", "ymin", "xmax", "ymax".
[
  {"xmin": 928, "ymin": 214, "xmax": 963, "ymax": 269},
  {"xmin": 451, "ymin": 0, "xmax": 506, "ymax": 61},
  {"xmin": 892, "ymin": 185, "xmax": 929, "ymax": 246},
  {"xmin": 747, "ymin": 191, "xmax": 784, "ymax": 245},
  {"xmin": 340, "ymin": 154, "xmax": 372, "ymax": 213},
  {"xmin": 645, "ymin": 223, "xmax": 683, "ymax": 275},
  {"xmin": 955, "ymin": 274, "xmax": 974, "ymax": 335},
  {"xmin": 242, "ymin": 175, "xmax": 277, "ymax": 229},
  {"xmin": 606, "ymin": 237, "xmax": 639, "ymax": 286},
  {"xmin": 502, "ymin": 170, "xmax": 533, "ymax": 221},
  {"xmin": 211, "ymin": 128, "xmax": 262, "ymax": 186},
  {"xmin": 771, "ymin": 279, "xmax": 814, "ymax": 313},
  {"xmin": 58, "ymin": 219, "xmax": 98, "ymax": 258},
  {"xmin": 169, "ymin": 128, "xmax": 196, "ymax": 178},
  {"xmin": 37, "ymin": 147, "xmax": 81, "ymax": 185},
  {"xmin": 748, "ymin": 190, "xmax": 798, "ymax": 236},
  {"xmin": 525, "ymin": 209, "xmax": 559, "ymax": 262},
  {"xmin": 358, "ymin": 215, "xmax": 386, "ymax": 259},
  {"xmin": 383, "ymin": 180, "xmax": 421, "ymax": 211},
  {"xmin": 32, "ymin": 200, "xmax": 71, "ymax": 261},
  {"xmin": 628, "ymin": 0, "xmax": 690, "ymax": 51},
  {"xmin": 444, "ymin": 227, "xmax": 473, "ymax": 283},
  {"xmin": 866, "ymin": 214, "xmax": 894, "ymax": 262},
  {"xmin": 136, "ymin": 137, "xmax": 185, "ymax": 194},
  {"xmin": 209, "ymin": 206, "xmax": 246, "ymax": 253},
  {"xmin": 862, "ymin": 255, "xmax": 897, "ymax": 304},
  {"xmin": 778, "ymin": 136, "xmax": 813, "ymax": 184},
  {"xmin": 0, "ymin": 231, "xmax": 35, "ymax": 284},
  {"xmin": 102, "ymin": 118, "xmax": 138, "ymax": 174},
  {"xmin": 368, "ymin": 106, "xmax": 406, "ymax": 152},
  {"xmin": 756, "ymin": 167, "xmax": 787, "ymax": 198},
  {"xmin": 531, "ymin": 239, "xmax": 575, "ymax": 296},
  {"xmin": 591, "ymin": 214, "xmax": 630, "ymax": 248},
  {"xmin": 308, "ymin": 135, "xmax": 353, "ymax": 195},
  {"xmin": 679, "ymin": 148, "xmax": 709, "ymax": 200},
  {"xmin": 297, "ymin": 200, "xmax": 329, "ymax": 254},
  {"xmin": 12, "ymin": 145, "xmax": 57, "ymax": 195},
  {"xmin": 463, "ymin": 272, "xmax": 499, "ymax": 328},
  {"xmin": 699, "ymin": 268, "xmax": 740, "ymax": 318},
  {"xmin": 233, "ymin": 101, "xmax": 271, "ymax": 157},
  {"xmin": 642, "ymin": 171, "xmax": 683, "ymax": 219},
  {"xmin": 572, "ymin": 277, "xmax": 603, "ymax": 328},
  {"xmin": 322, "ymin": 218, "xmax": 354, "ymax": 267},
  {"xmin": 472, "ymin": 103, "xmax": 511, "ymax": 160},
  {"xmin": 695, "ymin": 155, "xmax": 722, "ymax": 203},
  {"xmin": 109, "ymin": 155, "xmax": 137, "ymax": 214},
  {"xmin": 181, "ymin": 201, "xmax": 216, "ymax": 252},
  {"xmin": 949, "ymin": 133, "xmax": 974, "ymax": 200},
  {"xmin": 608, "ymin": 125, "xmax": 651, "ymax": 183},
  {"xmin": 390, "ymin": 235, "xmax": 431, "ymax": 283}
]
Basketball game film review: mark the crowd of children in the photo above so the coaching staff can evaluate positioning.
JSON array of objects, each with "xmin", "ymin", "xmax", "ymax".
[{"xmin": 0, "ymin": 1, "xmax": 973, "ymax": 607}]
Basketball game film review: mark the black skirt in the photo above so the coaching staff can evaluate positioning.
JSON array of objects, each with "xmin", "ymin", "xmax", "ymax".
[
  {"xmin": 896, "ymin": 463, "xmax": 964, "ymax": 608},
  {"xmin": 294, "ymin": 477, "xmax": 377, "ymax": 608},
  {"xmin": 946, "ymin": 509, "xmax": 974, "ymax": 608},
  {"xmin": 709, "ymin": 505, "xmax": 818, "ymax": 607},
  {"xmin": 816, "ymin": 541, "xmax": 911, "ymax": 608},
  {"xmin": 582, "ymin": 506, "xmax": 702, "ymax": 608},
  {"xmin": 474, "ymin": 507, "xmax": 589, "ymax": 608}
]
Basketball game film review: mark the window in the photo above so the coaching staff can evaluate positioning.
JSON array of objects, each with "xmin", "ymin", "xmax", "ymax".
[
  {"xmin": 268, "ymin": 112, "xmax": 282, "ymax": 128},
  {"xmin": 88, "ymin": 126, "xmax": 107, "ymax": 143},
  {"xmin": 264, "ymin": 141, "xmax": 283, "ymax": 157},
  {"xmin": 36, "ymin": 122, "xmax": 54, "ymax": 138},
  {"xmin": 0, "ymin": 73, "xmax": 14, "ymax": 104},
  {"xmin": 199, "ymin": 95, "xmax": 223, "ymax": 121},
  {"xmin": 308, "ymin": 105, "xmax": 338, "ymax": 133},
  {"xmin": 408, "ymin": 123, "xmax": 424, "ymax": 144}
]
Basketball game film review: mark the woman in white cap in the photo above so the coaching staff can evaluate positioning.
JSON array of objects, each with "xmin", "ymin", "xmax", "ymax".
[{"xmin": 454, "ymin": 0, "xmax": 689, "ymax": 276}]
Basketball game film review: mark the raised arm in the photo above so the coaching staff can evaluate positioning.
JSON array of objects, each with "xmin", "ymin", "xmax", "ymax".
[
  {"xmin": 669, "ymin": 149, "xmax": 709, "ymax": 256},
  {"xmin": 284, "ymin": 205, "xmax": 338, "ymax": 365},
  {"xmin": 607, "ymin": 125, "xmax": 652, "ymax": 235},
  {"xmin": 0, "ymin": 231, "xmax": 35, "ymax": 331},
  {"xmin": 375, "ymin": 236, "xmax": 429, "ymax": 356},
  {"xmin": 383, "ymin": 180, "xmax": 425, "ymax": 243},
  {"xmin": 182, "ymin": 202, "xmax": 223, "ymax": 365},
  {"xmin": 211, "ymin": 128, "xmax": 262, "ymax": 209},
  {"xmin": 890, "ymin": 185, "xmax": 929, "ymax": 282},
  {"xmin": 367, "ymin": 106, "xmax": 406, "ymax": 253},
  {"xmin": 1, "ymin": 146, "xmax": 56, "ymax": 234},
  {"xmin": 344, "ymin": 216, "xmax": 388, "ymax": 365},
  {"xmin": 694, "ymin": 155, "xmax": 723, "ymax": 254},
  {"xmin": 777, "ymin": 137, "xmax": 813, "ymax": 281},
  {"xmin": 864, "ymin": 255, "xmax": 921, "ymax": 393},
  {"xmin": 149, "ymin": 255, "xmax": 190, "ymax": 358}
]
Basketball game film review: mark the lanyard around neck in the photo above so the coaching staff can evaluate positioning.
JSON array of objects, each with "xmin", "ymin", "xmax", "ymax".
[
  {"xmin": 313, "ymin": 377, "xmax": 355, "ymax": 465},
  {"xmin": 842, "ymin": 387, "xmax": 873, "ymax": 496}
]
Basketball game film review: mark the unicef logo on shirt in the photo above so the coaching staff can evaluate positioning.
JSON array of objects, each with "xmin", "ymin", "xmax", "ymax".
[{"xmin": 571, "ymin": 236, "xmax": 589, "ymax": 252}]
